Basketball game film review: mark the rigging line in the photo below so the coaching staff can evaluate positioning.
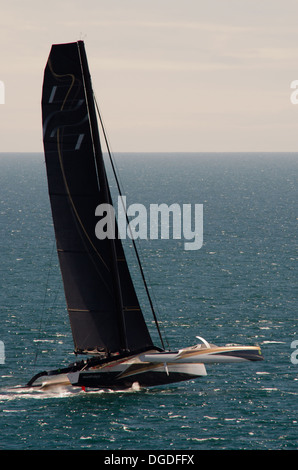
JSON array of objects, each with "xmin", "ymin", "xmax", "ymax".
[
  {"xmin": 101, "ymin": 146, "xmax": 169, "ymax": 348},
  {"xmin": 94, "ymin": 95, "xmax": 166, "ymax": 350}
]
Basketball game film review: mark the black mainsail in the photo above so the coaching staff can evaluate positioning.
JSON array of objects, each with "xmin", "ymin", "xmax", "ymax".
[{"xmin": 42, "ymin": 41, "xmax": 154, "ymax": 355}]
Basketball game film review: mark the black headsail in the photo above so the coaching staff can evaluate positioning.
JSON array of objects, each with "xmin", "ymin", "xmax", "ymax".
[{"xmin": 42, "ymin": 41, "xmax": 155, "ymax": 355}]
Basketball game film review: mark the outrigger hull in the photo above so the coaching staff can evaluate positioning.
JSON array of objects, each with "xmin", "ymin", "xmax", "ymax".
[{"xmin": 28, "ymin": 342, "xmax": 263, "ymax": 390}]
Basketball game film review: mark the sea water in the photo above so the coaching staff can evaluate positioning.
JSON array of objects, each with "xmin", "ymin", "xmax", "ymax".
[{"xmin": 0, "ymin": 152, "xmax": 297, "ymax": 450}]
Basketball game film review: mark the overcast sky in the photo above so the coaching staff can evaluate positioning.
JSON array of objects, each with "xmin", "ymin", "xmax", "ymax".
[{"xmin": 1, "ymin": 0, "xmax": 298, "ymax": 153}]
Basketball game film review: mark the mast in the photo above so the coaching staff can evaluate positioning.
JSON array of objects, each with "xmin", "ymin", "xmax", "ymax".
[{"xmin": 77, "ymin": 41, "xmax": 128, "ymax": 352}]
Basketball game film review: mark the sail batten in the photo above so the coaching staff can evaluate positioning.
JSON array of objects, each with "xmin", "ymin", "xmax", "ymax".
[{"xmin": 42, "ymin": 41, "xmax": 154, "ymax": 354}]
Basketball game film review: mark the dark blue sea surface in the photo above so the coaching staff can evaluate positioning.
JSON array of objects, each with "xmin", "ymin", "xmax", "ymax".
[{"xmin": 0, "ymin": 152, "xmax": 297, "ymax": 450}]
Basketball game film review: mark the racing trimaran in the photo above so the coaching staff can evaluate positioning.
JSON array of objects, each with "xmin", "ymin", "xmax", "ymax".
[{"xmin": 27, "ymin": 41, "xmax": 263, "ymax": 390}]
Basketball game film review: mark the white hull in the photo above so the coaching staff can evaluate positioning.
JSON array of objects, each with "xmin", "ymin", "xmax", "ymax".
[
  {"xmin": 28, "ymin": 338, "xmax": 262, "ymax": 390},
  {"xmin": 140, "ymin": 343, "xmax": 263, "ymax": 364}
]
